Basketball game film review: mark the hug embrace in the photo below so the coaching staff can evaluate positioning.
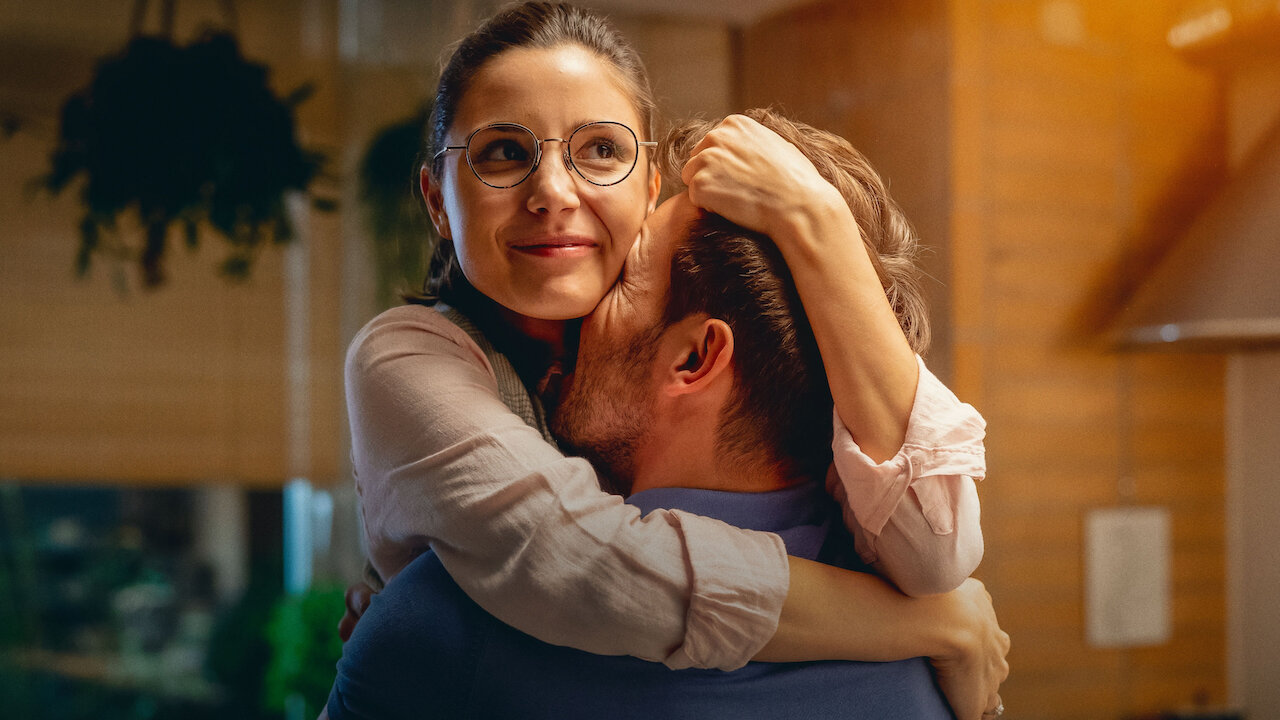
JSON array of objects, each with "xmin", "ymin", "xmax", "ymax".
[{"xmin": 327, "ymin": 3, "xmax": 1010, "ymax": 719}]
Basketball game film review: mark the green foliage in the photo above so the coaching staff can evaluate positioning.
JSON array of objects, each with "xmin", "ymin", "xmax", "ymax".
[
  {"xmin": 359, "ymin": 107, "xmax": 435, "ymax": 308},
  {"xmin": 263, "ymin": 584, "xmax": 345, "ymax": 717},
  {"xmin": 45, "ymin": 32, "xmax": 328, "ymax": 288}
]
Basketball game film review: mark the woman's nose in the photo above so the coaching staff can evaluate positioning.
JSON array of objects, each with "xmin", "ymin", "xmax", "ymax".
[{"xmin": 525, "ymin": 142, "xmax": 581, "ymax": 214}]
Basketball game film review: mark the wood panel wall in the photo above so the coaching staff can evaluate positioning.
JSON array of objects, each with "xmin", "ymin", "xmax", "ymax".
[
  {"xmin": 0, "ymin": 0, "xmax": 741, "ymax": 490},
  {"xmin": 739, "ymin": 0, "xmax": 954, "ymax": 378},
  {"xmin": 743, "ymin": 1, "xmax": 1229, "ymax": 717}
]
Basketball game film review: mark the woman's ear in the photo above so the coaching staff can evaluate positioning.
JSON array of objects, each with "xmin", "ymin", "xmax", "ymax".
[
  {"xmin": 421, "ymin": 166, "xmax": 452, "ymax": 240},
  {"xmin": 663, "ymin": 316, "xmax": 734, "ymax": 397}
]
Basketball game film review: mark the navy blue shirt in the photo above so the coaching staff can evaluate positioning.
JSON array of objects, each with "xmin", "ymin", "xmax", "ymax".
[{"xmin": 327, "ymin": 482, "xmax": 953, "ymax": 719}]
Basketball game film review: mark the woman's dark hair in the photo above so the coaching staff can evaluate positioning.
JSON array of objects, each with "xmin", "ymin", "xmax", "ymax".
[{"xmin": 411, "ymin": 2, "xmax": 658, "ymax": 307}]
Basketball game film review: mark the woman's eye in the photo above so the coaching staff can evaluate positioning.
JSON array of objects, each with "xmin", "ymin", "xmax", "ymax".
[
  {"xmin": 475, "ymin": 139, "xmax": 530, "ymax": 163},
  {"xmin": 577, "ymin": 139, "xmax": 618, "ymax": 160}
]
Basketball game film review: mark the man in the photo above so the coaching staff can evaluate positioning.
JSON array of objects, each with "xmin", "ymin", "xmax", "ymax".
[{"xmin": 326, "ymin": 112, "xmax": 1005, "ymax": 719}]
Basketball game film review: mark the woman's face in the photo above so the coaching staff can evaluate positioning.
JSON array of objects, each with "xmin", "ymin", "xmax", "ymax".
[{"xmin": 423, "ymin": 44, "xmax": 661, "ymax": 321}]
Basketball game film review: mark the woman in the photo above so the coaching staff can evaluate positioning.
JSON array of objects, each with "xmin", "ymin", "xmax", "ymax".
[{"xmin": 345, "ymin": 2, "xmax": 1006, "ymax": 717}]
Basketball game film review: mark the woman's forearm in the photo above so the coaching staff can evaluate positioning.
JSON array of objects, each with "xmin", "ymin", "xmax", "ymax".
[
  {"xmin": 771, "ymin": 188, "xmax": 919, "ymax": 464},
  {"xmin": 755, "ymin": 556, "xmax": 956, "ymax": 663}
]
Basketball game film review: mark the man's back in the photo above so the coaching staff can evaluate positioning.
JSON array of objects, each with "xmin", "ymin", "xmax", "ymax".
[{"xmin": 327, "ymin": 483, "xmax": 953, "ymax": 720}]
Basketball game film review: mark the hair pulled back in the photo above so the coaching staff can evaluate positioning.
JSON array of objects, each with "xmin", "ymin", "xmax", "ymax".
[
  {"xmin": 428, "ymin": 2, "xmax": 656, "ymax": 169},
  {"xmin": 417, "ymin": 3, "xmax": 658, "ymax": 304}
]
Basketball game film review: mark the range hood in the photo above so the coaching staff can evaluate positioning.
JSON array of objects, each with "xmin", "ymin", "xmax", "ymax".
[
  {"xmin": 1113, "ymin": 118, "xmax": 1280, "ymax": 351},
  {"xmin": 1113, "ymin": 5, "xmax": 1280, "ymax": 352}
]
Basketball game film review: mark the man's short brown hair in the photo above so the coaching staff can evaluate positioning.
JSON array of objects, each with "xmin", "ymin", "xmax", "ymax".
[{"xmin": 663, "ymin": 212, "xmax": 833, "ymax": 482}]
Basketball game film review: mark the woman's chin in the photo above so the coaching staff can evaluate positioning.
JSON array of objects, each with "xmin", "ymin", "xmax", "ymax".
[{"xmin": 511, "ymin": 284, "xmax": 608, "ymax": 321}]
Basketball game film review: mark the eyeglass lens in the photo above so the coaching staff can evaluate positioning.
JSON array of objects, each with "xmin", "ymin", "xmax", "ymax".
[{"xmin": 466, "ymin": 122, "xmax": 640, "ymax": 188}]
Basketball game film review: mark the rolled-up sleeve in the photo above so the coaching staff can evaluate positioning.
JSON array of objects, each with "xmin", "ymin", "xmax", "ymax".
[
  {"xmin": 826, "ymin": 356, "xmax": 986, "ymax": 596},
  {"xmin": 347, "ymin": 306, "xmax": 788, "ymax": 670}
]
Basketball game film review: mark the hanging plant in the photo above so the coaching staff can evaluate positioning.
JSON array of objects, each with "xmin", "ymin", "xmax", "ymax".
[
  {"xmin": 45, "ymin": 30, "xmax": 328, "ymax": 287},
  {"xmin": 359, "ymin": 106, "xmax": 433, "ymax": 309}
]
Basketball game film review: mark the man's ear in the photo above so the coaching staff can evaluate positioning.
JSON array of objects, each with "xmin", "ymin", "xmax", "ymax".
[
  {"xmin": 421, "ymin": 166, "xmax": 452, "ymax": 240},
  {"xmin": 663, "ymin": 316, "xmax": 734, "ymax": 397}
]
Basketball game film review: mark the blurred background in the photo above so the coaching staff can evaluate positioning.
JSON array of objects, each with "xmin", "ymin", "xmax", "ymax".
[{"xmin": 1, "ymin": 0, "xmax": 1277, "ymax": 718}]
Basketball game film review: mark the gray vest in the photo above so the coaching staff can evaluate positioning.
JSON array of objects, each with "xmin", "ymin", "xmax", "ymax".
[{"xmin": 438, "ymin": 305, "xmax": 556, "ymax": 446}]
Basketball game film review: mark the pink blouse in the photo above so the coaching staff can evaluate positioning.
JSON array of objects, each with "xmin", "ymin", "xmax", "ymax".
[{"xmin": 346, "ymin": 304, "xmax": 985, "ymax": 671}]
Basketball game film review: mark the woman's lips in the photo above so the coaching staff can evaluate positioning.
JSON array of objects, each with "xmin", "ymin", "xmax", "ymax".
[{"xmin": 508, "ymin": 236, "xmax": 599, "ymax": 258}]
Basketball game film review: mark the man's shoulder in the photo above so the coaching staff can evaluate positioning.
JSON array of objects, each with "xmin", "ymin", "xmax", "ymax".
[
  {"xmin": 472, "ymin": 639, "xmax": 951, "ymax": 719},
  {"xmin": 328, "ymin": 551, "xmax": 492, "ymax": 720},
  {"xmin": 361, "ymin": 550, "xmax": 491, "ymax": 649}
]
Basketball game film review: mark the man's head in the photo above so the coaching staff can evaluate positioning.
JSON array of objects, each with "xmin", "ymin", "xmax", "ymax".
[
  {"xmin": 552, "ymin": 110, "xmax": 928, "ymax": 496},
  {"xmin": 551, "ymin": 190, "xmax": 831, "ymax": 496}
]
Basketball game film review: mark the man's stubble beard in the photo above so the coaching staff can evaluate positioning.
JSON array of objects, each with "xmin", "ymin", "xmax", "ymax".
[{"xmin": 551, "ymin": 325, "xmax": 662, "ymax": 497}]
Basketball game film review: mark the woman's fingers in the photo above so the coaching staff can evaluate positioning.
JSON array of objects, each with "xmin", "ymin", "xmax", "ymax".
[
  {"xmin": 680, "ymin": 113, "xmax": 830, "ymax": 239},
  {"xmin": 931, "ymin": 578, "xmax": 1011, "ymax": 720},
  {"xmin": 338, "ymin": 581, "xmax": 376, "ymax": 642}
]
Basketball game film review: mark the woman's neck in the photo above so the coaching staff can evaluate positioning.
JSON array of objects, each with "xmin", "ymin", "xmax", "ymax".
[
  {"xmin": 438, "ymin": 273, "xmax": 571, "ymax": 398},
  {"xmin": 497, "ymin": 307, "xmax": 567, "ymax": 358}
]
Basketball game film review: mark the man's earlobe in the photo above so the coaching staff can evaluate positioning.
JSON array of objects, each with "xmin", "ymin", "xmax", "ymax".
[
  {"xmin": 666, "ymin": 318, "xmax": 733, "ymax": 395},
  {"xmin": 421, "ymin": 166, "xmax": 452, "ymax": 240},
  {"xmin": 647, "ymin": 168, "xmax": 662, "ymax": 215}
]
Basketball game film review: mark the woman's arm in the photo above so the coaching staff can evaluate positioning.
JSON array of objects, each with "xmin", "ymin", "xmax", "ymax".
[
  {"xmin": 681, "ymin": 113, "xmax": 983, "ymax": 594},
  {"xmin": 680, "ymin": 114, "xmax": 918, "ymax": 462},
  {"xmin": 349, "ymin": 304, "xmax": 1005, "ymax": 699},
  {"xmin": 348, "ymin": 305, "xmax": 788, "ymax": 670}
]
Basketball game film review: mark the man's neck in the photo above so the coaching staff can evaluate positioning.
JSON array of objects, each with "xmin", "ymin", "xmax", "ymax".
[
  {"xmin": 628, "ymin": 387, "xmax": 805, "ymax": 496},
  {"xmin": 628, "ymin": 447, "xmax": 806, "ymax": 496}
]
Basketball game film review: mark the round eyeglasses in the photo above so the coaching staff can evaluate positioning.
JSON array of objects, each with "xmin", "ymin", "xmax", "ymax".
[{"xmin": 433, "ymin": 121, "xmax": 656, "ymax": 189}]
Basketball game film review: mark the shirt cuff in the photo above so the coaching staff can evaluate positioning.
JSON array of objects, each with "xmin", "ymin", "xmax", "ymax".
[
  {"xmin": 827, "ymin": 356, "xmax": 987, "ymax": 539},
  {"xmin": 659, "ymin": 509, "xmax": 790, "ymax": 671}
]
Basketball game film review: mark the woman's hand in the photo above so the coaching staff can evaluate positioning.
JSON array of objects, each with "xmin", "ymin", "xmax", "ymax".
[
  {"xmin": 930, "ymin": 578, "xmax": 1011, "ymax": 720},
  {"xmin": 338, "ymin": 581, "xmax": 376, "ymax": 642},
  {"xmin": 681, "ymin": 113, "xmax": 846, "ymax": 247}
]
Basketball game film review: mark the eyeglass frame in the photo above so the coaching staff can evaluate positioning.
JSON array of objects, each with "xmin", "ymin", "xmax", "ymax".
[{"xmin": 432, "ymin": 120, "xmax": 657, "ymax": 189}]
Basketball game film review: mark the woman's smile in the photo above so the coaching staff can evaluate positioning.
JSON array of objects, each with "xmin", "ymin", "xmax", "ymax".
[{"xmin": 507, "ymin": 233, "xmax": 601, "ymax": 259}]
